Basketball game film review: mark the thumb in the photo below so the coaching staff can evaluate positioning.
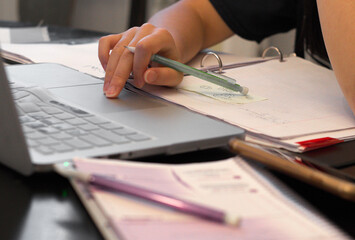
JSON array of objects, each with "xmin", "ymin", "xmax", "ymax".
[{"xmin": 143, "ymin": 67, "xmax": 184, "ymax": 87}]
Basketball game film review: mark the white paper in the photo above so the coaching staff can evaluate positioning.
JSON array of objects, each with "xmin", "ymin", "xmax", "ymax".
[
  {"xmin": 1, "ymin": 42, "xmax": 104, "ymax": 78},
  {"xmin": 140, "ymin": 57, "xmax": 355, "ymax": 147}
]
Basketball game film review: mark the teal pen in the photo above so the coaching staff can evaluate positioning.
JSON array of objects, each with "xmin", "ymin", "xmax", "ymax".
[{"xmin": 125, "ymin": 46, "xmax": 248, "ymax": 95}]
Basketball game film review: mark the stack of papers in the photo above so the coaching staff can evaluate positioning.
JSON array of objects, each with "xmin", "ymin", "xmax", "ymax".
[
  {"xmin": 137, "ymin": 56, "xmax": 355, "ymax": 152},
  {"xmin": 71, "ymin": 157, "xmax": 348, "ymax": 240}
]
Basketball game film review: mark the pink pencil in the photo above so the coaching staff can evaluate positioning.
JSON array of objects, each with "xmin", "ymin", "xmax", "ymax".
[{"xmin": 54, "ymin": 162, "xmax": 241, "ymax": 226}]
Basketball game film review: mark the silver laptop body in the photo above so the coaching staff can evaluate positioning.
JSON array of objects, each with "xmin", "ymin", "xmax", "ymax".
[{"xmin": 0, "ymin": 58, "xmax": 244, "ymax": 175}]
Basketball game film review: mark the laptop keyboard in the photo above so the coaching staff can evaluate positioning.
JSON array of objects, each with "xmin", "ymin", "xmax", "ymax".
[{"xmin": 10, "ymin": 82, "xmax": 152, "ymax": 155}]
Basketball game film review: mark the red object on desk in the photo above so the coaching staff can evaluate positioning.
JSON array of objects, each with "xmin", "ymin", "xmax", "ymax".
[{"xmin": 297, "ymin": 137, "xmax": 344, "ymax": 151}]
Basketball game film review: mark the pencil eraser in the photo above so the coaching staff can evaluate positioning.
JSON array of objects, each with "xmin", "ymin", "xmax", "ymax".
[
  {"xmin": 241, "ymin": 87, "xmax": 249, "ymax": 95},
  {"xmin": 224, "ymin": 213, "xmax": 241, "ymax": 227}
]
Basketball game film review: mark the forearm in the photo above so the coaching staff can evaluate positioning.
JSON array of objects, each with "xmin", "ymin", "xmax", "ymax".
[
  {"xmin": 148, "ymin": 0, "xmax": 233, "ymax": 63},
  {"xmin": 317, "ymin": 0, "xmax": 355, "ymax": 114}
]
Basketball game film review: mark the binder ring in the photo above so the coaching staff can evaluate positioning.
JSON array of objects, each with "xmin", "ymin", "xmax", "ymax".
[
  {"xmin": 200, "ymin": 51, "xmax": 224, "ymax": 73},
  {"xmin": 262, "ymin": 46, "xmax": 284, "ymax": 62}
]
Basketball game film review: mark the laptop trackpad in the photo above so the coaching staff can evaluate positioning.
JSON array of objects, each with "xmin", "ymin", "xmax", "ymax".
[{"xmin": 49, "ymin": 83, "xmax": 166, "ymax": 114}]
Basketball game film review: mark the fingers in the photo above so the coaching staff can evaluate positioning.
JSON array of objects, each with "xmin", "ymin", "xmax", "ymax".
[
  {"xmin": 144, "ymin": 67, "xmax": 184, "ymax": 86},
  {"xmin": 99, "ymin": 23, "xmax": 183, "ymax": 98},
  {"xmin": 104, "ymin": 25, "xmax": 157, "ymax": 97},
  {"xmin": 102, "ymin": 28, "xmax": 139, "ymax": 97},
  {"xmin": 124, "ymin": 24, "xmax": 159, "ymax": 88},
  {"xmin": 98, "ymin": 34, "xmax": 122, "ymax": 70},
  {"xmin": 132, "ymin": 28, "xmax": 179, "ymax": 88},
  {"xmin": 105, "ymin": 49, "xmax": 134, "ymax": 98}
]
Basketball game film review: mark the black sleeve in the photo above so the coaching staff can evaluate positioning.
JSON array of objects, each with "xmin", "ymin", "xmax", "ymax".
[{"xmin": 209, "ymin": 0, "xmax": 299, "ymax": 43}]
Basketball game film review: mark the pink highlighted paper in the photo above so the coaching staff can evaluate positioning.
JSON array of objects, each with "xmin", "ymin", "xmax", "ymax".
[{"xmin": 74, "ymin": 157, "xmax": 347, "ymax": 240}]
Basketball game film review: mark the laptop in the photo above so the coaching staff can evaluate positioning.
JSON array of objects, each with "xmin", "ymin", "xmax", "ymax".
[{"xmin": 0, "ymin": 56, "xmax": 244, "ymax": 175}]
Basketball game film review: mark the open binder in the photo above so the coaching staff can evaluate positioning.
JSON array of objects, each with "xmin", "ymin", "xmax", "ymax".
[
  {"xmin": 199, "ymin": 46, "xmax": 286, "ymax": 73},
  {"xmin": 133, "ymin": 46, "xmax": 355, "ymax": 153}
]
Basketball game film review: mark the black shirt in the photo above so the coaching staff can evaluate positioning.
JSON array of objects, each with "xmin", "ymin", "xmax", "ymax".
[
  {"xmin": 209, "ymin": 0, "xmax": 330, "ymax": 66},
  {"xmin": 209, "ymin": 0, "xmax": 308, "ymax": 58},
  {"xmin": 209, "ymin": 0, "xmax": 300, "ymax": 43}
]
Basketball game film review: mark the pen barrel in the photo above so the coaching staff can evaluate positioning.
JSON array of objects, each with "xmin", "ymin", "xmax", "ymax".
[
  {"xmin": 152, "ymin": 54, "xmax": 244, "ymax": 93},
  {"xmin": 91, "ymin": 174, "xmax": 226, "ymax": 223},
  {"xmin": 229, "ymin": 138, "xmax": 355, "ymax": 201}
]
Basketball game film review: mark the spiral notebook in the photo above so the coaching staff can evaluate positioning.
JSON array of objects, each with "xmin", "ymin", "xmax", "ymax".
[{"xmin": 69, "ymin": 156, "xmax": 349, "ymax": 240}]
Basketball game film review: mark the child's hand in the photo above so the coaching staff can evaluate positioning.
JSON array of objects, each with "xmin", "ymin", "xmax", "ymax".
[{"xmin": 98, "ymin": 23, "xmax": 183, "ymax": 98}]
